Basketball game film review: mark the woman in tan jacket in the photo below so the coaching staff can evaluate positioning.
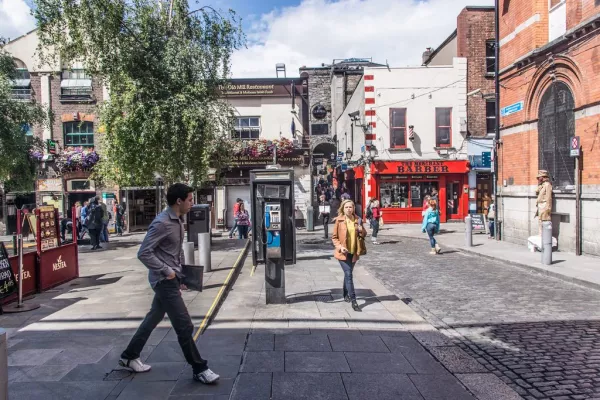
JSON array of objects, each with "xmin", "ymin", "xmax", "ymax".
[{"xmin": 332, "ymin": 199, "xmax": 366, "ymax": 312}]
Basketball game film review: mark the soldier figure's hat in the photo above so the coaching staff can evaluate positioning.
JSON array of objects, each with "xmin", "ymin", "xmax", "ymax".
[{"xmin": 536, "ymin": 170, "xmax": 550, "ymax": 178}]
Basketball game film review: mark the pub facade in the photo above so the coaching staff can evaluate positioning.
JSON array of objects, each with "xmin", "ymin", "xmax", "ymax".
[
  {"xmin": 339, "ymin": 59, "xmax": 470, "ymax": 223},
  {"xmin": 203, "ymin": 77, "xmax": 311, "ymax": 230}
]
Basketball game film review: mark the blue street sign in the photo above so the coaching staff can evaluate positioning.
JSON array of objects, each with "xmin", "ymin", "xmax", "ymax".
[
  {"xmin": 341, "ymin": 163, "xmax": 348, "ymax": 172},
  {"xmin": 501, "ymin": 101, "xmax": 524, "ymax": 117}
]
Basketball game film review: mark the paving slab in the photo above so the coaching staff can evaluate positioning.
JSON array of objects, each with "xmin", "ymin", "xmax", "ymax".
[
  {"xmin": 230, "ymin": 372, "xmax": 273, "ymax": 400},
  {"xmin": 427, "ymin": 346, "xmax": 489, "ymax": 374},
  {"xmin": 410, "ymin": 373, "xmax": 477, "ymax": 400},
  {"xmin": 131, "ymin": 362, "xmax": 186, "ymax": 381},
  {"xmin": 9, "ymin": 381, "xmax": 119, "ymax": 400},
  {"xmin": 271, "ymin": 372, "xmax": 348, "ymax": 400},
  {"xmin": 328, "ymin": 332, "xmax": 389, "ymax": 352},
  {"xmin": 285, "ymin": 351, "xmax": 351, "ymax": 373},
  {"xmin": 344, "ymin": 352, "xmax": 416, "ymax": 374},
  {"xmin": 169, "ymin": 377, "xmax": 235, "ymax": 396},
  {"xmin": 245, "ymin": 333, "xmax": 274, "ymax": 351},
  {"xmin": 240, "ymin": 351, "xmax": 285, "ymax": 372},
  {"xmin": 457, "ymin": 373, "xmax": 523, "ymax": 400},
  {"xmin": 275, "ymin": 333, "xmax": 332, "ymax": 352},
  {"xmin": 115, "ymin": 380, "xmax": 177, "ymax": 400},
  {"xmin": 342, "ymin": 373, "xmax": 425, "ymax": 400}
]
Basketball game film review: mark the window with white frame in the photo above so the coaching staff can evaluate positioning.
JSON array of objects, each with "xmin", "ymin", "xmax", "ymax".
[
  {"xmin": 232, "ymin": 117, "xmax": 260, "ymax": 140},
  {"xmin": 435, "ymin": 108, "xmax": 452, "ymax": 147},
  {"xmin": 548, "ymin": 0, "xmax": 566, "ymax": 42}
]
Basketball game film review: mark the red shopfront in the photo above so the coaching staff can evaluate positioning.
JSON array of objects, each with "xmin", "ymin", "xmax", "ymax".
[{"xmin": 367, "ymin": 160, "xmax": 470, "ymax": 223}]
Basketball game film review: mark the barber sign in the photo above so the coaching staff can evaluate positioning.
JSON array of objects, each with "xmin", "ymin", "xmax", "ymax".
[{"xmin": 570, "ymin": 136, "xmax": 580, "ymax": 157}]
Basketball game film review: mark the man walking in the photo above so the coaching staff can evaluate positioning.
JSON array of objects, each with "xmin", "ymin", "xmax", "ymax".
[
  {"xmin": 119, "ymin": 183, "xmax": 219, "ymax": 384},
  {"xmin": 100, "ymin": 198, "xmax": 109, "ymax": 243},
  {"xmin": 86, "ymin": 197, "xmax": 103, "ymax": 250}
]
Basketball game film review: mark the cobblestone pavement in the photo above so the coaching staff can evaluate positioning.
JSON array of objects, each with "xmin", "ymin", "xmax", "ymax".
[{"xmin": 362, "ymin": 235, "xmax": 600, "ymax": 400}]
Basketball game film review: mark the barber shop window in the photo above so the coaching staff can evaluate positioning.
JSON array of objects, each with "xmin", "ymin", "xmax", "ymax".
[
  {"xmin": 232, "ymin": 117, "xmax": 260, "ymax": 140},
  {"xmin": 435, "ymin": 108, "xmax": 452, "ymax": 147},
  {"xmin": 64, "ymin": 121, "xmax": 94, "ymax": 147}
]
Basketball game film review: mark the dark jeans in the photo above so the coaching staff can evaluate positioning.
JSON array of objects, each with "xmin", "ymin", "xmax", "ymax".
[
  {"xmin": 101, "ymin": 222, "xmax": 109, "ymax": 242},
  {"xmin": 426, "ymin": 223, "xmax": 437, "ymax": 247},
  {"xmin": 371, "ymin": 218, "xmax": 380, "ymax": 240},
  {"xmin": 489, "ymin": 220, "xmax": 495, "ymax": 237},
  {"xmin": 339, "ymin": 254, "xmax": 356, "ymax": 300},
  {"xmin": 89, "ymin": 228, "xmax": 101, "ymax": 247},
  {"xmin": 121, "ymin": 278, "xmax": 208, "ymax": 373},
  {"xmin": 322, "ymin": 214, "xmax": 330, "ymax": 238},
  {"xmin": 238, "ymin": 225, "xmax": 249, "ymax": 239}
]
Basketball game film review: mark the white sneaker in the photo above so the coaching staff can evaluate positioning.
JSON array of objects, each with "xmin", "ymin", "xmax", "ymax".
[
  {"xmin": 119, "ymin": 358, "xmax": 151, "ymax": 373},
  {"xmin": 193, "ymin": 368, "xmax": 220, "ymax": 384}
]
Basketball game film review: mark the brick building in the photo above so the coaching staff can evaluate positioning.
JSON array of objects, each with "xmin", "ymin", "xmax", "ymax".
[
  {"xmin": 3, "ymin": 30, "xmax": 109, "ymax": 234},
  {"xmin": 497, "ymin": 0, "xmax": 600, "ymax": 256},
  {"xmin": 424, "ymin": 6, "xmax": 496, "ymax": 215}
]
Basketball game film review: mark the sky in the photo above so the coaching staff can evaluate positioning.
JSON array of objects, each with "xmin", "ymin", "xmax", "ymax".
[{"xmin": 2, "ymin": 0, "xmax": 494, "ymax": 78}]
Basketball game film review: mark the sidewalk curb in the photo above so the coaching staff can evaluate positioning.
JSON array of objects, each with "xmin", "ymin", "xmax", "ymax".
[
  {"xmin": 193, "ymin": 239, "xmax": 250, "ymax": 339},
  {"xmin": 391, "ymin": 233, "xmax": 600, "ymax": 293}
]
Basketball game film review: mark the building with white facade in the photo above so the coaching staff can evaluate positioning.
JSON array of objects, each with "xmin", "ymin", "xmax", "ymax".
[
  {"xmin": 339, "ymin": 58, "xmax": 469, "ymax": 223},
  {"xmin": 200, "ymin": 78, "xmax": 312, "ymax": 231}
]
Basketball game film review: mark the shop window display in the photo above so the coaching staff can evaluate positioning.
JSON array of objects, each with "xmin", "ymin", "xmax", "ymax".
[{"xmin": 380, "ymin": 180, "xmax": 438, "ymax": 209}]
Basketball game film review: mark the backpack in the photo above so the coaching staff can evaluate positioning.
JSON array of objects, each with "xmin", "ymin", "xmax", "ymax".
[{"xmin": 365, "ymin": 206, "xmax": 373, "ymax": 220}]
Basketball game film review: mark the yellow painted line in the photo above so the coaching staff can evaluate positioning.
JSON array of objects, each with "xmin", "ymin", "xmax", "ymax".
[
  {"xmin": 193, "ymin": 240, "xmax": 249, "ymax": 340},
  {"xmin": 250, "ymin": 265, "xmax": 257, "ymax": 276}
]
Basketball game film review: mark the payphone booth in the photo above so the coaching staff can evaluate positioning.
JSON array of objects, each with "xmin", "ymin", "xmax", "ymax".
[{"xmin": 250, "ymin": 169, "xmax": 296, "ymax": 304}]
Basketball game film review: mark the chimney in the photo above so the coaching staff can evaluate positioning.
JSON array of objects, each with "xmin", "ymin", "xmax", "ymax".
[
  {"xmin": 276, "ymin": 63, "xmax": 286, "ymax": 78},
  {"xmin": 422, "ymin": 47, "xmax": 433, "ymax": 65}
]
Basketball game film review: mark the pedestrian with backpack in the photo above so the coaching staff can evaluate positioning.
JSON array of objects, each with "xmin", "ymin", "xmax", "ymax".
[
  {"xmin": 365, "ymin": 199, "xmax": 374, "ymax": 229},
  {"xmin": 86, "ymin": 197, "xmax": 104, "ymax": 250}
]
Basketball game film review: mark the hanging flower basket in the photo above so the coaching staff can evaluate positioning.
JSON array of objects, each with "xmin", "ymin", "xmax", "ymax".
[
  {"xmin": 227, "ymin": 137, "xmax": 295, "ymax": 157},
  {"xmin": 56, "ymin": 147, "xmax": 100, "ymax": 173}
]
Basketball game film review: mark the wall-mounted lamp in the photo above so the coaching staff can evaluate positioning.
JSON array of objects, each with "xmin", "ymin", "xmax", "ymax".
[
  {"xmin": 367, "ymin": 145, "xmax": 378, "ymax": 162},
  {"xmin": 345, "ymin": 148, "xmax": 353, "ymax": 160}
]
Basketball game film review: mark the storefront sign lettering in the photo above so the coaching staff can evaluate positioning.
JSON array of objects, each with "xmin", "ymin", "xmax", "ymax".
[
  {"xmin": 14, "ymin": 270, "xmax": 32, "ymax": 282},
  {"xmin": 52, "ymin": 255, "xmax": 68, "ymax": 271},
  {"xmin": 232, "ymin": 155, "xmax": 303, "ymax": 166},
  {"xmin": 397, "ymin": 161, "xmax": 449, "ymax": 174},
  {"xmin": 219, "ymin": 84, "xmax": 275, "ymax": 96}
]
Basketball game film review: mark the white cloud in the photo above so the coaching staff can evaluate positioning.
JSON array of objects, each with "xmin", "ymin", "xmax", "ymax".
[
  {"xmin": 231, "ymin": 0, "xmax": 494, "ymax": 78},
  {"xmin": 0, "ymin": 0, "xmax": 36, "ymax": 41}
]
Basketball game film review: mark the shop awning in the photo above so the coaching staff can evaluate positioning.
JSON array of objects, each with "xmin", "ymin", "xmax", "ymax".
[{"xmin": 60, "ymin": 79, "xmax": 92, "ymax": 88}]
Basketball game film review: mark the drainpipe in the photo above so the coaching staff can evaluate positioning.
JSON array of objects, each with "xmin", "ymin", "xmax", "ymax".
[
  {"xmin": 576, "ymin": 155, "xmax": 581, "ymax": 255},
  {"xmin": 494, "ymin": 0, "xmax": 501, "ymax": 240}
]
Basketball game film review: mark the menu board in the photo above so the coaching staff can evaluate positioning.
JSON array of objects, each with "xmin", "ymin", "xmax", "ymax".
[
  {"xmin": 0, "ymin": 242, "xmax": 17, "ymax": 299},
  {"xmin": 39, "ymin": 206, "xmax": 59, "ymax": 251},
  {"xmin": 470, "ymin": 213, "xmax": 487, "ymax": 232}
]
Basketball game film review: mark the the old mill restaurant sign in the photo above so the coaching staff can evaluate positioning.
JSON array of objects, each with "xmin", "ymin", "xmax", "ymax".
[
  {"xmin": 220, "ymin": 84, "xmax": 277, "ymax": 96},
  {"xmin": 232, "ymin": 155, "xmax": 304, "ymax": 166}
]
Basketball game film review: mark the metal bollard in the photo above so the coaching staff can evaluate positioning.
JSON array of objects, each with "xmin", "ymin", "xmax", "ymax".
[
  {"xmin": 182, "ymin": 242, "xmax": 195, "ymax": 265},
  {"xmin": 465, "ymin": 216, "xmax": 473, "ymax": 247},
  {"xmin": 306, "ymin": 205, "xmax": 314, "ymax": 232},
  {"xmin": 198, "ymin": 233, "xmax": 211, "ymax": 272},
  {"xmin": 541, "ymin": 221, "xmax": 553, "ymax": 265},
  {"xmin": 11, "ymin": 235, "xmax": 17, "ymax": 256},
  {"xmin": 0, "ymin": 328, "xmax": 7, "ymax": 400}
]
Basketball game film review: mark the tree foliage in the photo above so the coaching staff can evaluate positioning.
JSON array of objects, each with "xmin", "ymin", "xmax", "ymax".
[
  {"xmin": 33, "ymin": 0, "xmax": 245, "ymax": 186},
  {"xmin": 0, "ymin": 41, "xmax": 46, "ymax": 192}
]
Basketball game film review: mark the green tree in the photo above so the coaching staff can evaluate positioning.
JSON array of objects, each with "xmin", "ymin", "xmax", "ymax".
[
  {"xmin": 33, "ymin": 0, "xmax": 244, "ymax": 187},
  {"xmin": 0, "ymin": 40, "xmax": 46, "ymax": 192}
]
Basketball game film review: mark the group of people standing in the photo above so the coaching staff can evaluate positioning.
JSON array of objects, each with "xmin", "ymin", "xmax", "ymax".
[{"xmin": 74, "ymin": 197, "xmax": 125, "ymax": 250}]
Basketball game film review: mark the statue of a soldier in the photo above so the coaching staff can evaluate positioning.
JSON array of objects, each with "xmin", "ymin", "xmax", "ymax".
[{"xmin": 535, "ymin": 170, "xmax": 552, "ymax": 234}]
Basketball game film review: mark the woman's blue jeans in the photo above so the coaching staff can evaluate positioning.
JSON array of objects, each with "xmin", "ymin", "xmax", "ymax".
[
  {"xmin": 426, "ymin": 223, "xmax": 437, "ymax": 247},
  {"xmin": 339, "ymin": 254, "xmax": 356, "ymax": 300}
]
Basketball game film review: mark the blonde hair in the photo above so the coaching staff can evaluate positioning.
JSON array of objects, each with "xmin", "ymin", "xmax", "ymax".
[
  {"xmin": 429, "ymin": 199, "xmax": 438, "ymax": 210},
  {"xmin": 337, "ymin": 199, "xmax": 356, "ymax": 217}
]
